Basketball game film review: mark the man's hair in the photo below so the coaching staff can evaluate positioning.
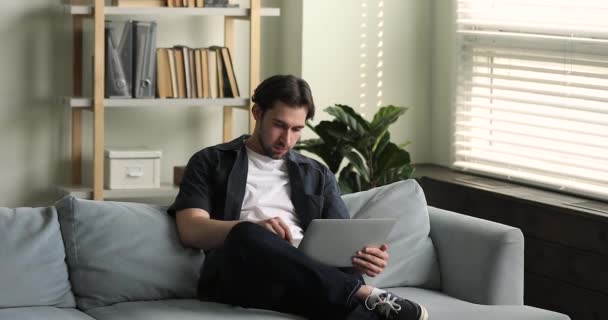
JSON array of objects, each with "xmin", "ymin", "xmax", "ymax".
[{"xmin": 251, "ymin": 74, "xmax": 315, "ymax": 120}]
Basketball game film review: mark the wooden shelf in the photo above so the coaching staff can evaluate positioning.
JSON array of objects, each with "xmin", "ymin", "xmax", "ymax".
[
  {"xmin": 58, "ymin": 97, "xmax": 250, "ymax": 109},
  {"xmin": 61, "ymin": 5, "xmax": 280, "ymax": 17},
  {"xmin": 58, "ymin": 184, "xmax": 179, "ymax": 200}
]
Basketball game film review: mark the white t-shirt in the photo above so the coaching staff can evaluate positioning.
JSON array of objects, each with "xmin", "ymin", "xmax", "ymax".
[{"xmin": 240, "ymin": 147, "xmax": 304, "ymax": 246}]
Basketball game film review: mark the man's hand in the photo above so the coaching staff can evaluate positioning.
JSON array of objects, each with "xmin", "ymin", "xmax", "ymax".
[
  {"xmin": 256, "ymin": 217, "xmax": 293, "ymax": 244},
  {"xmin": 352, "ymin": 244, "xmax": 389, "ymax": 277}
]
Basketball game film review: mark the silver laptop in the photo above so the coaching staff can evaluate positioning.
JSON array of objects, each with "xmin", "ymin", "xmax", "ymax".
[{"xmin": 298, "ymin": 218, "xmax": 396, "ymax": 267}]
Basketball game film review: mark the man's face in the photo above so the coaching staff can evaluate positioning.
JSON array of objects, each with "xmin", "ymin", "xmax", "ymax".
[{"xmin": 253, "ymin": 102, "xmax": 307, "ymax": 159}]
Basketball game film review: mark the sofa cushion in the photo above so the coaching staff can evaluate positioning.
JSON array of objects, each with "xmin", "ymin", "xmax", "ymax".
[
  {"xmin": 0, "ymin": 206, "xmax": 75, "ymax": 308},
  {"xmin": 341, "ymin": 180, "xmax": 441, "ymax": 289},
  {"xmin": 55, "ymin": 196, "xmax": 205, "ymax": 310},
  {"xmin": 85, "ymin": 299, "xmax": 304, "ymax": 320},
  {"xmin": 0, "ymin": 307, "xmax": 95, "ymax": 320},
  {"xmin": 387, "ymin": 287, "xmax": 570, "ymax": 320}
]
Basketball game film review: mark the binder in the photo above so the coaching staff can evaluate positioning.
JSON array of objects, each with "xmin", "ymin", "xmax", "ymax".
[
  {"xmin": 105, "ymin": 21, "xmax": 130, "ymax": 98},
  {"xmin": 133, "ymin": 21, "xmax": 158, "ymax": 98},
  {"xmin": 117, "ymin": 20, "xmax": 134, "ymax": 95}
]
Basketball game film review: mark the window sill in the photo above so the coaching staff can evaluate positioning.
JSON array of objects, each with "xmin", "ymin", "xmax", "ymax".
[{"xmin": 413, "ymin": 163, "xmax": 608, "ymax": 221}]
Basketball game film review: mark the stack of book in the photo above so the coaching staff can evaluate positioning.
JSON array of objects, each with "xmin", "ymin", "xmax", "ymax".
[
  {"xmin": 169, "ymin": 0, "xmax": 236, "ymax": 7},
  {"xmin": 156, "ymin": 46, "xmax": 239, "ymax": 99},
  {"xmin": 112, "ymin": 0, "xmax": 237, "ymax": 7}
]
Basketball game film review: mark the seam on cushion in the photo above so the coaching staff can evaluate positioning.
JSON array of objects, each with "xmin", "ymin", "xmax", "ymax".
[{"xmin": 69, "ymin": 197, "xmax": 79, "ymax": 271}]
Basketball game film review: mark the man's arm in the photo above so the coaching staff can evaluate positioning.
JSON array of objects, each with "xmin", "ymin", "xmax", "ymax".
[
  {"xmin": 176, "ymin": 208, "xmax": 294, "ymax": 250},
  {"xmin": 175, "ymin": 208, "xmax": 240, "ymax": 251}
]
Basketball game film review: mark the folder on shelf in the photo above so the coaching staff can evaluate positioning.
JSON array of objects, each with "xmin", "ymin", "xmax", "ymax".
[
  {"xmin": 134, "ymin": 21, "xmax": 158, "ymax": 98},
  {"xmin": 105, "ymin": 21, "xmax": 131, "ymax": 98}
]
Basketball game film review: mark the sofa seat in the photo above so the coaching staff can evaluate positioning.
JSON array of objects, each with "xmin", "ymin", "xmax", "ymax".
[
  {"xmin": 388, "ymin": 288, "xmax": 569, "ymax": 320},
  {"xmin": 0, "ymin": 306, "xmax": 94, "ymax": 320},
  {"xmin": 84, "ymin": 299, "xmax": 304, "ymax": 320}
]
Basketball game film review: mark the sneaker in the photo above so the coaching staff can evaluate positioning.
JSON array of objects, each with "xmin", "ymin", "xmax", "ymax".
[{"xmin": 364, "ymin": 288, "xmax": 429, "ymax": 320}]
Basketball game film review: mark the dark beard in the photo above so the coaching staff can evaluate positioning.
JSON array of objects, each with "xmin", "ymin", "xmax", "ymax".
[{"xmin": 257, "ymin": 135, "xmax": 287, "ymax": 159}]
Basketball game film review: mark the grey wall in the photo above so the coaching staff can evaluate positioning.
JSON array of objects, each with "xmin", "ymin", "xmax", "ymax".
[{"xmin": 0, "ymin": 0, "xmax": 443, "ymax": 207}]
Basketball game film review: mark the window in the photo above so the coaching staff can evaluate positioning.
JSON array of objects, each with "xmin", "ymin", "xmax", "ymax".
[{"xmin": 455, "ymin": 0, "xmax": 608, "ymax": 201}]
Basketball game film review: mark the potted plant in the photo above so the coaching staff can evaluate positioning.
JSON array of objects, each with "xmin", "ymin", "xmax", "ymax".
[{"xmin": 296, "ymin": 104, "xmax": 414, "ymax": 194}]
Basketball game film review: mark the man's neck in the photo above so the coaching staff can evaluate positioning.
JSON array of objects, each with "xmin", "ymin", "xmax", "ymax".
[{"xmin": 245, "ymin": 134, "xmax": 264, "ymax": 155}]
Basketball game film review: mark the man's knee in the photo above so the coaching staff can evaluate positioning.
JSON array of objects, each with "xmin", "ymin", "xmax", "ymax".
[{"xmin": 225, "ymin": 221, "xmax": 265, "ymax": 248}]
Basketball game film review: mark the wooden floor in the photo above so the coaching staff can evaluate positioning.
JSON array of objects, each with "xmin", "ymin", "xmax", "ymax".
[{"xmin": 415, "ymin": 164, "xmax": 608, "ymax": 320}]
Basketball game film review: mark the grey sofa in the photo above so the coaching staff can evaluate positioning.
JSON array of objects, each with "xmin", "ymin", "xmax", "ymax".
[{"xmin": 0, "ymin": 180, "xmax": 569, "ymax": 320}]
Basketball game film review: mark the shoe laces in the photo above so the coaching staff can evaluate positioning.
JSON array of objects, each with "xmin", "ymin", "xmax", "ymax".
[{"xmin": 365, "ymin": 292, "xmax": 402, "ymax": 317}]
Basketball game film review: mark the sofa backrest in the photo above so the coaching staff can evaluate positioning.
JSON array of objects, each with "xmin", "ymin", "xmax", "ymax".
[
  {"xmin": 55, "ymin": 196, "xmax": 204, "ymax": 310},
  {"xmin": 0, "ymin": 206, "xmax": 76, "ymax": 308},
  {"xmin": 341, "ymin": 179, "xmax": 441, "ymax": 289}
]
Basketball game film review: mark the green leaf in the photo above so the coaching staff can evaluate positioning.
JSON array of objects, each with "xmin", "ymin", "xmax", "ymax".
[
  {"xmin": 295, "ymin": 138, "xmax": 344, "ymax": 174},
  {"xmin": 370, "ymin": 105, "xmax": 407, "ymax": 136},
  {"xmin": 326, "ymin": 104, "xmax": 370, "ymax": 136},
  {"xmin": 374, "ymin": 143, "xmax": 412, "ymax": 183},
  {"xmin": 344, "ymin": 150, "xmax": 370, "ymax": 182},
  {"xmin": 314, "ymin": 120, "xmax": 349, "ymax": 144}
]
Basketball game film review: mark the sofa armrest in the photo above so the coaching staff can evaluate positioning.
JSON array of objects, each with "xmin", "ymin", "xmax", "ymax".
[{"xmin": 428, "ymin": 206, "xmax": 524, "ymax": 305}]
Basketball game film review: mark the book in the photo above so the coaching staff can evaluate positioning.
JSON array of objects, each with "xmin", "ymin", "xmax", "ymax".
[
  {"xmin": 133, "ymin": 21, "xmax": 157, "ymax": 98},
  {"xmin": 220, "ymin": 47, "xmax": 239, "ymax": 97},
  {"xmin": 156, "ymin": 48, "xmax": 172, "ymax": 99},
  {"xmin": 112, "ymin": 0, "xmax": 165, "ymax": 7},
  {"xmin": 167, "ymin": 48, "xmax": 178, "ymax": 98},
  {"xmin": 175, "ymin": 46, "xmax": 193, "ymax": 98},
  {"xmin": 194, "ymin": 49, "xmax": 203, "ymax": 98},
  {"xmin": 209, "ymin": 46, "xmax": 225, "ymax": 98},
  {"xmin": 201, "ymin": 48, "xmax": 210, "ymax": 98},
  {"xmin": 207, "ymin": 48, "xmax": 218, "ymax": 98},
  {"xmin": 188, "ymin": 0, "xmax": 196, "ymax": 8},
  {"xmin": 173, "ymin": 49, "xmax": 186, "ymax": 98},
  {"xmin": 196, "ymin": 0, "xmax": 204, "ymax": 7},
  {"xmin": 189, "ymin": 48, "xmax": 196, "ymax": 98},
  {"xmin": 204, "ymin": 0, "xmax": 230, "ymax": 7}
]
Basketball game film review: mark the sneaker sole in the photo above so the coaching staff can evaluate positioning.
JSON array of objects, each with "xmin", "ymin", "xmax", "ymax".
[{"xmin": 419, "ymin": 305, "xmax": 429, "ymax": 320}]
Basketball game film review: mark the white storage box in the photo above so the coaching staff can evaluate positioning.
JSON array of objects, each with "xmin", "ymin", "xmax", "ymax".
[{"xmin": 104, "ymin": 147, "xmax": 162, "ymax": 189}]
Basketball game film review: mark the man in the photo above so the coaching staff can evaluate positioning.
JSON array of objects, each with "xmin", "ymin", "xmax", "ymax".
[{"xmin": 168, "ymin": 75, "xmax": 428, "ymax": 320}]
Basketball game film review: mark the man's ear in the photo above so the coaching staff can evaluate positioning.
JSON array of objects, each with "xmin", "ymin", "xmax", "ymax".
[{"xmin": 252, "ymin": 104, "xmax": 263, "ymax": 121}]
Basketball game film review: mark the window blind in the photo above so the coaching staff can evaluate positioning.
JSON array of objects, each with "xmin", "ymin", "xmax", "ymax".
[{"xmin": 455, "ymin": 0, "xmax": 608, "ymax": 200}]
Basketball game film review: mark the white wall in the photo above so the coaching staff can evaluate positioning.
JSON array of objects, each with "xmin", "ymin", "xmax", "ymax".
[
  {"xmin": 0, "ymin": 0, "xmax": 440, "ymax": 207},
  {"xmin": 0, "ymin": 1, "xmax": 72, "ymax": 207},
  {"xmin": 298, "ymin": 0, "xmax": 433, "ymax": 164},
  {"xmin": 430, "ymin": 0, "xmax": 457, "ymax": 166}
]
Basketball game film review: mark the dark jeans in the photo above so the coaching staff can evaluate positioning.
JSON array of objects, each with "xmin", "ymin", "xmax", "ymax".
[{"xmin": 199, "ymin": 221, "xmax": 379, "ymax": 320}]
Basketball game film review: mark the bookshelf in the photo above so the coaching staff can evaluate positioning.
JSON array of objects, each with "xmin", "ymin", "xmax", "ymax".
[{"xmin": 62, "ymin": 0, "xmax": 279, "ymax": 200}]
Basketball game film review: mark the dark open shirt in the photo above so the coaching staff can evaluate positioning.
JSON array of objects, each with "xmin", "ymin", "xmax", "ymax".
[
  {"xmin": 167, "ymin": 135, "xmax": 351, "ymax": 295},
  {"xmin": 168, "ymin": 134, "xmax": 350, "ymax": 226}
]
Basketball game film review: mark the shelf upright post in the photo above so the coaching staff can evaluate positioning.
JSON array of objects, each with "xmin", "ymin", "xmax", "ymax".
[
  {"xmin": 249, "ymin": 0, "xmax": 261, "ymax": 134},
  {"xmin": 72, "ymin": 0, "xmax": 84, "ymax": 186},
  {"xmin": 223, "ymin": 4, "xmax": 235, "ymax": 142},
  {"xmin": 93, "ymin": 0, "xmax": 105, "ymax": 200}
]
